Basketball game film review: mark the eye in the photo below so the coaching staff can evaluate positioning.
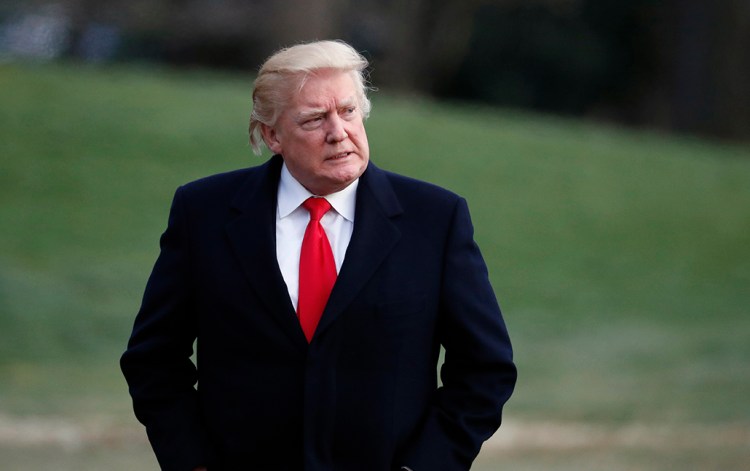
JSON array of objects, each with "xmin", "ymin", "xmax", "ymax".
[
  {"xmin": 301, "ymin": 116, "xmax": 324, "ymax": 129},
  {"xmin": 341, "ymin": 106, "xmax": 357, "ymax": 118}
]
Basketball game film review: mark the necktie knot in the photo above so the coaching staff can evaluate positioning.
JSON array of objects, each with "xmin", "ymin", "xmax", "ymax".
[{"xmin": 303, "ymin": 197, "xmax": 332, "ymax": 221}]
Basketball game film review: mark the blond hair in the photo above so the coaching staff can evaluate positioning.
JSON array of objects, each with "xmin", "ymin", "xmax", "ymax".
[{"xmin": 248, "ymin": 40, "xmax": 372, "ymax": 155}]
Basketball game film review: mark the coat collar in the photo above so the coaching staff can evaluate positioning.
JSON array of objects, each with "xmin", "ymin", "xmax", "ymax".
[
  {"xmin": 225, "ymin": 155, "xmax": 403, "ymax": 348},
  {"xmin": 313, "ymin": 159, "xmax": 403, "ymax": 340},
  {"xmin": 225, "ymin": 156, "xmax": 308, "ymax": 350}
]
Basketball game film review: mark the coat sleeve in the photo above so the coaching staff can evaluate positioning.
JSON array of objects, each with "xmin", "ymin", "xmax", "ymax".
[
  {"xmin": 120, "ymin": 187, "xmax": 214, "ymax": 471},
  {"xmin": 399, "ymin": 197, "xmax": 517, "ymax": 470}
]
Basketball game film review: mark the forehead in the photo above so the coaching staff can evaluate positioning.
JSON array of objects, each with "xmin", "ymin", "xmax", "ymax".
[{"xmin": 291, "ymin": 70, "xmax": 357, "ymax": 108}]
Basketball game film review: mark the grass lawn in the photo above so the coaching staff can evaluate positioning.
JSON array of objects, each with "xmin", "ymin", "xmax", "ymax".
[{"xmin": 1, "ymin": 61, "xmax": 749, "ymax": 469}]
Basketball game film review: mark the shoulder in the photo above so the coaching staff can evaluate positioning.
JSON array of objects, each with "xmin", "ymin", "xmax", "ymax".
[
  {"xmin": 176, "ymin": 157, "xmax": 280, "ymax": 202},
  {"xmin": 385, "ymin": 170, "xmax": 458, "ymax": 200},
  {"xmin": 367, "ymin": 163, "xmax": 463, "ymax": 210},
  {"xmin": 178, "ymin": 166, "xmax": 258, "ymax": 197}
]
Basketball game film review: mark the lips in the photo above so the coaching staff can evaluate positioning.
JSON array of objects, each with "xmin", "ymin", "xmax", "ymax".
[{"xmin": 327, "ymin": 151, "xmax": 353, "ymax": 160}]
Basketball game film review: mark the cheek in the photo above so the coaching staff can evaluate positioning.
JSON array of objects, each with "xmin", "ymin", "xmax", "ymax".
[
  {"xmin": 355, "ymin": 131, "xmax": 370, "ymax": 153},
  {"xmin": 349, "ymin": 124, "xmax": 368, "ymax": 144},
  {"xmin": 292, "ymin": 131, "xmax": 324, "ymax": 150}
]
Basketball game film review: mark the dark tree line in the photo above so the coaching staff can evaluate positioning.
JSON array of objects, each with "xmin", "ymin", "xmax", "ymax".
[
  {"xmin": 444, "ymin": 0, "xmax": 749, "ymax": 140},
  {"xmin": 6, "ymin": 0, "xmax": 749, "ymax": 140}
]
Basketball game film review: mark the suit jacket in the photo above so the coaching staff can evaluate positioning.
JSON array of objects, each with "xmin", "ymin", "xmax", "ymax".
[{"xmin": 121, "ymin": 155, "xmax": 516, "ymax": 471}]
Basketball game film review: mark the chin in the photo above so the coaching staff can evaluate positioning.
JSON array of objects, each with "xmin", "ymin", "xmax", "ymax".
[{"xmin": 316, "ymin": 175, "xmax": 354, "ymax": 195}]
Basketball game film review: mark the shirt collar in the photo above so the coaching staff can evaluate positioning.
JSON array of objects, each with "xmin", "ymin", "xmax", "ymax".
[{"xmin": 277, "ymin": 163, "xmax": 358, "ymax": 222}]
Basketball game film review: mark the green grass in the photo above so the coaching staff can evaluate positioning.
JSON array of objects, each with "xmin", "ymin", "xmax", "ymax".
[
  {"xmin": 372, "ymin": 98, "xmax": 750, "ymax": 426},
  {"xmin": 1, "ymin": 62, "xmax": 749, "ymax": 468}
]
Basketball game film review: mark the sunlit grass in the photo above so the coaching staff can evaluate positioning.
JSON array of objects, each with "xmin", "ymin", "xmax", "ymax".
[{"xmin": 1, "ymin": 62, "xmax": 749, "ymax": 449}]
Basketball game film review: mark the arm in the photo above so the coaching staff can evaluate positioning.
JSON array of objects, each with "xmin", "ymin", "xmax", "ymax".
[
  {"xmin": 120, "ymin": 187, "xmax": 214, "ymax": 471},
  {"xmin": 400, "ymin": 197, "xmax": 517, "ymax": 470}
]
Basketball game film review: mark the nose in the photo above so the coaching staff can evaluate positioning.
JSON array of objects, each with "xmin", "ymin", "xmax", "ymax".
[{"xmin": 325, "ymin": 115, "xmax": 348, "ymax": 143}]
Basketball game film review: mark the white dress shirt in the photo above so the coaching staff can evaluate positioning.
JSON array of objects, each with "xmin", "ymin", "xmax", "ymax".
[{"xmin": 276, "ymin": 163, "xmax": 358, "ymax": 311}]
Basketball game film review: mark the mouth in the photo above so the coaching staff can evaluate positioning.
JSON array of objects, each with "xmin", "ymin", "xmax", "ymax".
[{"xmin": 327, "ymin": 151, "xmax": 353, "ymax": 161}]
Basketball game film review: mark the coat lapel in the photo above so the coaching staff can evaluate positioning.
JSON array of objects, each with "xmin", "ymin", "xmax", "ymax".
[
  {"xmin": 224, "ymin": 158, "xmax": 403, "ymax": 346},
  {"xmin": 314, "ymin": 163, "xmax": 403, "ymax": 339},
  {"xmin": 225, "ymin": 156, "xmax": 309, "ymax": 352}
]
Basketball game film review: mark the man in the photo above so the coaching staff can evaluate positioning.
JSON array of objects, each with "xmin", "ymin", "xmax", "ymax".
[{"xmin": 121, "ymin": 40, "xmax": 516, "ymax": 471}]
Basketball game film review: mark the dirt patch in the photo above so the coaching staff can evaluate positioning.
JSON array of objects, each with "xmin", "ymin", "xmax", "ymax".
[
  {"xmin": 1, "ymin": 413, "xmax": 748, "ymax": 451},
  {"xmin": 486, "ymin": 419, "xmax": 750, "ymax": 451},
  {"xmin": 0, "ymin": 413, "xmax": 145, "ymax": 450}
]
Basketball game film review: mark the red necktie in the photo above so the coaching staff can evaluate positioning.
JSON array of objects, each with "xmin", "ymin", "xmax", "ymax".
[{"xmin": 298, "ymin": 197, "xmax": 337, "ymax": 342}]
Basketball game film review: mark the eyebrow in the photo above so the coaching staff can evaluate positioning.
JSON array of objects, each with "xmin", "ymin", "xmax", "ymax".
[
  {"xmin": 338, "ymin": 98, "xmax": 356, "ymax": 109},
  {"xmin": 294, "ymin": 98, "xmax": 357, "ymax": 122},
  {"xmin": 295, "ymin": 109, "xmax": 326, "ymax": 123}
]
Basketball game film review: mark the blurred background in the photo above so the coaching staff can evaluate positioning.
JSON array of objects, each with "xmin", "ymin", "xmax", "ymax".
[
  {"xmin": 1, "ymin": 0, "xmax": 749, "ymax": 469},
  {"xmin": 2, "ymin": 0, "xmax": 750, "ymax": 140}
]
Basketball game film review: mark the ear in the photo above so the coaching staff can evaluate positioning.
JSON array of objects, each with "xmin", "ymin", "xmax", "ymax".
[{"xmin": 260, "ymin": 123, "xmax": 283, "ymax": 155}]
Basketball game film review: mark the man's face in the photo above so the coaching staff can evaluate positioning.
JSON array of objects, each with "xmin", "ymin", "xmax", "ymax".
[{"xmin": 261, "ymin": 69, "xmax": 370, "ymax": 196}]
